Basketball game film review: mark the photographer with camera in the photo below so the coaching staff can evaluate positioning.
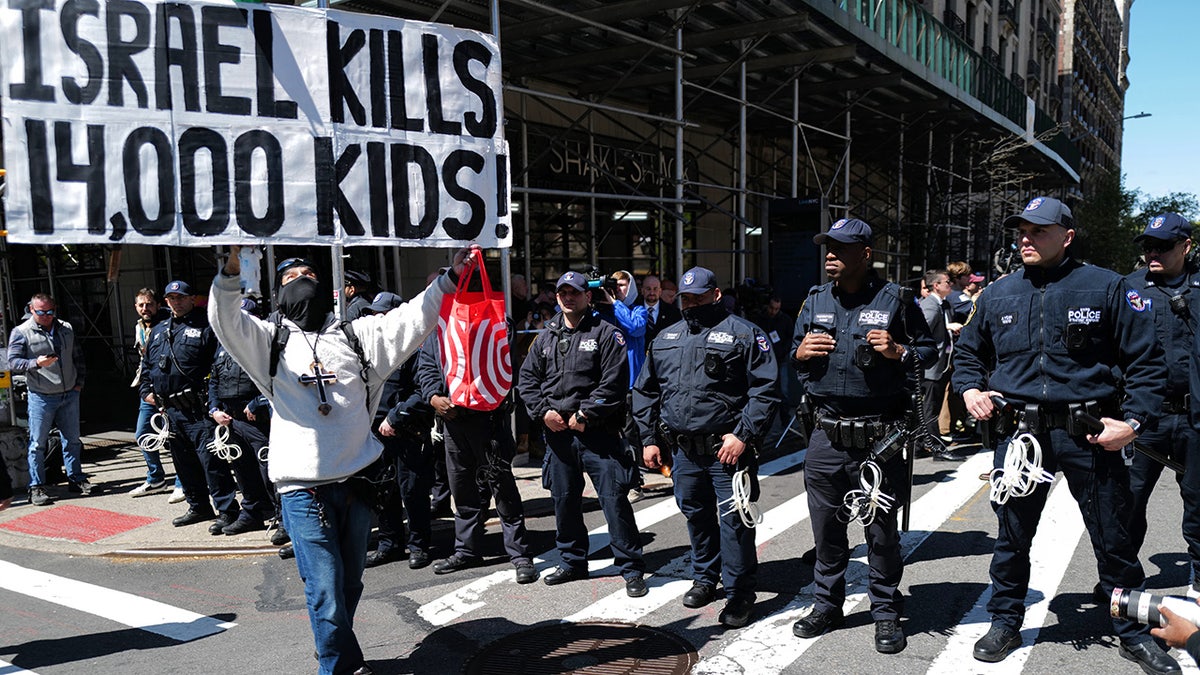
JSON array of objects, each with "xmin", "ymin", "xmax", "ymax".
[
  {"xmin": 1124, "ymin": 214, "xmax": 1200, "ymax": 598},
  {"xmin": 789, "ymin": 219, "xmax": 934, "ymax": 653},
  {"xmin": 953, "ymin": 197, "xmax": 1174, "ymax": 672}
]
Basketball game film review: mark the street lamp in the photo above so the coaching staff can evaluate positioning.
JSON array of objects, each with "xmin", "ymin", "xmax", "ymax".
[{"xmin": 1124, "ymin": 112, "xmax": 1152, "ymax": 120}]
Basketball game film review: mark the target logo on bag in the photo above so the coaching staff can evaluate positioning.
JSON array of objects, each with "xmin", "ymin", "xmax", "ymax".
[{"xmin": 437, "ymin": 255, "xmax": 512, "ymax": 411}]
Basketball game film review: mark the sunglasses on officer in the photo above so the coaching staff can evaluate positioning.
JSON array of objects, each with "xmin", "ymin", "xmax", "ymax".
[
  {"xmin": 1142, "ymin": 240, "xmax": 1180, "ymax": 255},
  {"xmin": 32, "ymin": 309, "xmax": 55, "ymax": 316}
]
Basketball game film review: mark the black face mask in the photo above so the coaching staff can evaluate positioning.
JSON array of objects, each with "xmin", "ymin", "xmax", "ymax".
[
  {"xmin": 277, "ymin": 276, "xmax": 332, "ymax": 332},
  {"xmin": 682, "ymin": 301, "xmax": 727, "ymax": 333}
]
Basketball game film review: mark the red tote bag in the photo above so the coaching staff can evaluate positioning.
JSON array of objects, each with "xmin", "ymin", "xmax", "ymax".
[{"xmin": 437, "ymin": 256, "xmax": 512, "ymax": 411}]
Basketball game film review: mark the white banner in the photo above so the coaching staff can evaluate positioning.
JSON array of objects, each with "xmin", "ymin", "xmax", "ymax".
[{"xmin": 0, "ymin": 0, "xmax": 511, "ymax": 247}]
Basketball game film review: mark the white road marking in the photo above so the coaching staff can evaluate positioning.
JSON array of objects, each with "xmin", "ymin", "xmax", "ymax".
[
  {"xmin": 417, "ymin": 449, "xmax": 807, "ymax": 627},
  {"xmin": 927, "ymin": 479, "xmax": 1085, "ymax": 674},
  {"xmin": 0, "ymin": 660, "xmax": 39, "ymax": 674},
  {"xmin": 692, "ymin": 451, "xmax": 995, "ymax": 674},
  {"xmin": 0, "ymin": 560, "xmax": 236, "ymax": 642}
]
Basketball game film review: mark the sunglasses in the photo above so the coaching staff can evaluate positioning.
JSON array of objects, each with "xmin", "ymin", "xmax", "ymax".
[
  {"xmin": 32, "ymin": 309, "xmax": 55, "ymax": 316},
  {"xmin": 1142, "ymin": 240, "xmax": 1178, "ymax": 254}
]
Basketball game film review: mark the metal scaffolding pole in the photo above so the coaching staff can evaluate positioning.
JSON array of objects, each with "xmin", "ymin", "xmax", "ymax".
[
  {"xmin": 674, "ymin": 26, "xmax": 685, "ymax": 280},
  {"xmin": 492, "ymin": 0, "xmax": 511, "ymax": 311},
  {"xmin": 792, "ymin": 79, "xmax": 799, "ymax": 200},
  {"xmin": 737, "ymin": 61, "xmax": 747, "ymax": 283}
]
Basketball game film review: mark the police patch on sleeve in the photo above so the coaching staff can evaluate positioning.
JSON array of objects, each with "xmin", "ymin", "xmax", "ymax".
[
  {"xmin": 756, "ymin": 334, "xmax": 771, "ymax": 352},
  {"xmin": 613, "ymin": 330, "xmax": 626, "ymax": 346},
  {"xmin": 1125, "ymin": 290, "xmax": 1150, "ymax": 312}
]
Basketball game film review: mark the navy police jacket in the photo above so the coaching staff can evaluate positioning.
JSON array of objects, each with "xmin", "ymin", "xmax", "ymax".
[
  {"xmin": 208, "ymin": 345, "xmax": 261, "ymax": 410},
  {"xmin": 953, "ymin": 257, "xmax": 1166, "ymax": 427},
  {"xmin": 1125, "ymin": 265, "xmax": 1200, "ymax": 401},
  {"xmin": 791, "ymin": 276, "xmax": 936, "ymax": 417},
  {"xmin": 518, "ymin": 311, "xmax": 629, "ymax": 428},
  {"xmin": 140, "ymin": 309, "xmax": 218, "ymax": 400},
  {"xmin": 377, "ymin": 355, "xmax": 432, "ymax": 431},
  {"xmin": 632, "ymin": 309, "xmax": 780, "ymax": 445}
]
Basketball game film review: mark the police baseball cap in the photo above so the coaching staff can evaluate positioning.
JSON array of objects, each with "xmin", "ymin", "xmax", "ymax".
[
  {"xmin": 813, "ymin": 218, "xmax": 873, "ymax": 246},
  {"xmin": 366, "ymin": 291, "xmax": 403, "ymax": 314},
  {"xmin": 344, "ymin": 270, "xmax": 372, "ymax": 287},
  {"xmin": 556, "ymin": 271, "xmax": 588, "ymax": 292},
  {"xmin": 1135, "ymin": 212, "xmax": 1193, "ymax": 242},
  {"xmin": 163, "ymin": 280, "xmax": 195, "ymax": 297},
  {"xmin": 678, "ymin": 267, "xmax": 718, "ymax": 295},
  {"xmin": 1003, "ymin": 196, "xmax": 1074, "ymax": 229}
]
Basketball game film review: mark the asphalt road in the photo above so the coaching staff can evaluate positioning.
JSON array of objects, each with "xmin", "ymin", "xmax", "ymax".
[{"xmin": 0, "ymin": 445, "xmax": 1197, "ymax": 674}]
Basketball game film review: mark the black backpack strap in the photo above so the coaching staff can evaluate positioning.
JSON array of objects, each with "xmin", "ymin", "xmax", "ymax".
[
  {"xmin": 339, "ymin": 320, "xmax": 372, "ymax": 410},
  {"xmin": 269, "ymin": 315, "xmax": 290, "ymax": 379}
]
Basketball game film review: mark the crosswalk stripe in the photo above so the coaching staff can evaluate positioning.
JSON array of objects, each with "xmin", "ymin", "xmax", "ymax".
[
  {"xmin": 927, "ymin": 478, "xmax": 1085, "ymax": 673},
  {"xmin": 0, "ymin": 660, "xmax": 39, "ymax": 674},
  {"xmin": 691, "ymin": 451, "xmax": 995, "ymax": 674},
  {"xmin": 416, "ymin": 448, "xmax": 807, "ymax": 627},
  {"xmin": 0, "ymin": 560, "xmax": 236, "ymax": 642}
]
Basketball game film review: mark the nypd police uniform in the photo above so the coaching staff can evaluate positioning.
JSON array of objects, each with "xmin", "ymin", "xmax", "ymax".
[
  {"xmin": 140, "ymin": 280, "xmax": 238, "ymax": 524},
  {"xmin": 953, "ymin": 197, "xmax": 1169, "ymax": 666},
  {"xmin": 206, "ymin": 344, "xmax": 276, "ymax": 530},
  {"xmin": 790, "ymin": 219, "xmax": 935, "ymax": 644},
  {"xmin": 632, "ymin": 267, "xmax": 780, "ymax": 618},
  {"xmin": 1125, "ymin": 213, "xmax": 1200, "ymax": 587},
  {"xmin": 518, "ymin": 271, "xmax": 645, "ymax": 584}
]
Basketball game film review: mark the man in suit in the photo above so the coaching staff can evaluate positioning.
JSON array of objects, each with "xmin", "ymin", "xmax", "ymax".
[
  {"xmin": 642, "ymin": 275, "xmax": 682, "ymax": 347},
  {"xmin": 919, "ymin": 269, "xmax": 964, "ymax": 461}
]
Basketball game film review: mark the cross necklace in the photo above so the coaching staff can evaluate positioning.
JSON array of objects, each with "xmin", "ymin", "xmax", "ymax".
[{"xmin": 296, "ymin": 330, "xmax": 336, "ymax": 415}]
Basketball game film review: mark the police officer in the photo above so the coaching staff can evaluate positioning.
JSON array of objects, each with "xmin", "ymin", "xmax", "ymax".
[
  {"xmin": 206, "ymin": 297, "xmax": 276, "ymax": 536},
  {"xmin": 1126, "ymin": 213, "xmax": 1200, "ymax": 595},
  {"xmin": 633, "ymin": 267, "xmax": 780, "ymax": 628},
  {"xmin": 788, "ymin": 219, "xmax": 935, "ymax": 653},
  {"xmin": 141, "ymin": 280, "xmax": 240, "ymax": 532},
  {"xmin": 422, "ymin": 330, "xmax": 539, "ymax": 585},
  {"xmin": 518, "ymin": 271, "xmax": 648, "ymax": 597},
  {"xmin": 953, "ymin": 197, "xmax": 1176, "ymax": 673},
  {"xmin": 363, "ymin": 292, "xmax": 436, "ymax": 569},
  {"xmin": 343, "ymin": 270, "xmax": 375, "ymax": 321}
]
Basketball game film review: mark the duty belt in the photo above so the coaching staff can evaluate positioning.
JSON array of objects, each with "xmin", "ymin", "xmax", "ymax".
[
  {"xmin": 1163, "ymin": 394, "xmax": 1191, "ymax": 416},
  {"xmin": 816, "ymin": 414, "xmax": 897, "ymax": 450},
  {"xmin": 988, "ymin": 398, "xmax": 1118, "ymax": 438},
  {"xmin": 663, "ymin": 427, "xmax": 729, "ymax": 456}
]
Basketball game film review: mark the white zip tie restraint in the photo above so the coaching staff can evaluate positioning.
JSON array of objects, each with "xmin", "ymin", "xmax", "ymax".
[
  {"xmin": 207, "ymin": 423, "xmax": 242, "ymax": 462},
  {"xmin": 137, "ymin": 412, "xmax": 170, "ymax": 454},
  {"xmin": 718, "ymin": 468, "xmax": 763, "ymax": 528},
  {"xmin": 257, "ymin": 445, "xmax": 270, "ymax": 463},
  {"xmin": 989, "ymin": 432, "xmax": 1054, "ymax": 504},
  {"xmin": 839, "ymin": 460, "xmax": 896, "ymax": 527}
]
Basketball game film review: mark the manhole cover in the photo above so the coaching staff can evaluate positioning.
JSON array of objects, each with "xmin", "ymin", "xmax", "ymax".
[{"xmin": 463, "ymin": 621, "xmax": 697, "ymax": 674}]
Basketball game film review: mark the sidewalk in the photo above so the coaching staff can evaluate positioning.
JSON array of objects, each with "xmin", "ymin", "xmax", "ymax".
[{"xmin": 0, "ymin": 432, "xmax": 676, "ymax": 558}]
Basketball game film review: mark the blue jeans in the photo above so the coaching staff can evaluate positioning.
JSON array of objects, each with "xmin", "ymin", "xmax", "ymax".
[
  {"xmin": 27, "ymin": 390, "xmax": 84, "ymax": 486},
  {"xmin": 281, "ymin": 482, "xmax": 372, "ymax": 675},
  {"xmin": 135, "ymin": 400, "xmax": 167, "ymax": 484}
]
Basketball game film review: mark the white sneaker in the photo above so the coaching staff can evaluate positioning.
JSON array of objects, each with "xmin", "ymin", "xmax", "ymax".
[
  {"xmin": 628, "ymin": 487, "xmax": 644, "ymax": 504},
  {"xmin": 167, "ymin": 486, "xmax": 186, "ymax": 504},
  {"xmin": 1188, "ymin": 583, "xmax": 1200, "ymax": 600},
  {"xmin": 129, "ymin": 480, "xmax": 168, "ymax": 497}
]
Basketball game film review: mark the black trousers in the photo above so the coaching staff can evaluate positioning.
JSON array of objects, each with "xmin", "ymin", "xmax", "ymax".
[
  {"xmin": 164, "ymin": 407, "xmax": 237, "ymax": 516},
  {"xmin": 374, "ymin": 432, "xmax": 435, "ymax": 555},
  {"xmin": 221, "ymin": 412, "xmax": 276, "ymax": 521},
  {"xmin": 1127, "ymin": 412, "xmax": 1200, "ymax": 581},
  {"xmin": 443, "ymin": 412, "xmax": 530, "ymax": 563}
]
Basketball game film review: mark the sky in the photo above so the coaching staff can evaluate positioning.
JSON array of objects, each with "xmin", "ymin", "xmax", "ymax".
[{"xmin": 1119, "ymin": 0, "xmax": 1200, "ymax": 203}]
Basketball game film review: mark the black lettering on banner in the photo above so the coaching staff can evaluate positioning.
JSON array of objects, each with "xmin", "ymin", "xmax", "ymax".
[
  {"xmin": 201, "ymin": 5, "xmax": 251, "ymax": 116},
  {"xmin": 123, "ymin": 127, "xmax": 176, "ymax": 235},
  {"xmin": 24, "ymin": 120, "xmax": 54, "ymax": 232},
  {"xmin": 387, "ymin": 30, "xmax": 422, "ymax": 132},
  {"xmin": 496, "ymin": 153, "xmax": 508, "ymax": 217},
  {"xmin": 251, "ymin": 9, "xmax": 296, "ymax": 119},
  {"xmin": 423, "ymin": 33, "xmax": 460, "ymax": 136},
  {"xmin": 54, "ymin": 121, "xmax": 107, "ymax": 233},
  {"xmin": 9, "ymin": 0, "xmax": 55, "ymax": 102},
  {"xmin": 234, "ymin": 130, "xmax": 285, "ymax": 236},
  {"xmin": 390, "ymin": 143, "xmax": 438, "ymax": 239},
  {"xmin": 178, "ymin": 127, "xmax": 230, "ymax": 236},
  {"xmin": 312, "ymin": 137, "xmax": 364, "ymax": 236},
  {"xmin": 106, "ymin": 0, "xmax": 151, "ymax": 108},
  {"xmin": 453, "ymin": 39, "xmax": 496, "ymax": 139},
  {"xmin": 441, "ymin": 149, "xmax": 484, "ymax": 239},
  {"xmin": 366, "ymin": 142, "xmax": 388, "ymax": 236},
  {"xmin": 368, "ymin": 29, "xmax": 386, "ymax": 129},
  {"xmin": 61, "ymin": 0, "xmax": 103, "ymax": 105},
  {"xmin": 155, "ymin": 2, "xmax": 200, "ymax": 112},
  {"xmin": 327, "ymin": 21, "xmax": 365, "ymax": 125}
]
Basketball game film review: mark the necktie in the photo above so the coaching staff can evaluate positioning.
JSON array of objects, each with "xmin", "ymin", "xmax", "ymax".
[{"xmin": 649, "ymin": 305, "xmax": 657, "ymax": 324}]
